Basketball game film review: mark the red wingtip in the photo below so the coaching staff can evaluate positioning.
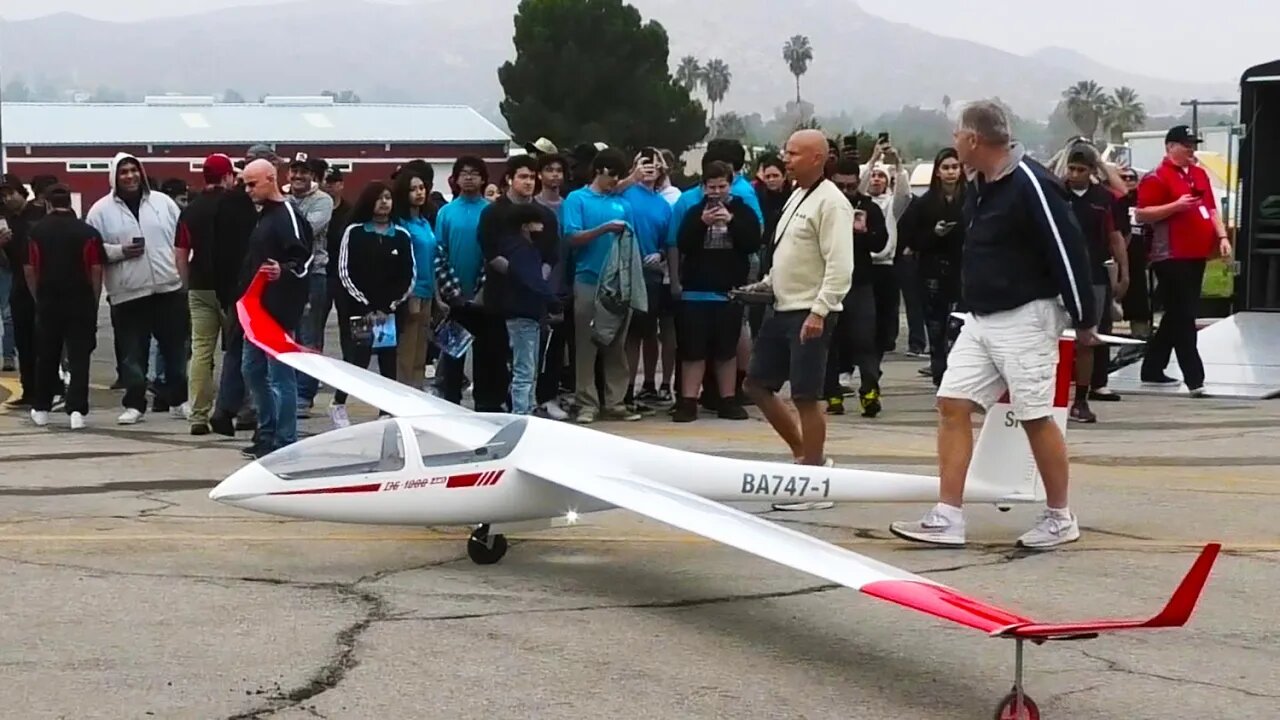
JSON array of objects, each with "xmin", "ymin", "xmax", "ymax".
[
  {"xmin": 1003, "ymin": 542, "xmax": 1222, "ymax": 640},
  {"xmin": 236, "ymin": 269, "xmax": 308, "ymax": 359}
]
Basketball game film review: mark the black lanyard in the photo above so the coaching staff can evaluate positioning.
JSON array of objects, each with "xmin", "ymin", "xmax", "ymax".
[{"xmin": 773, "ymin": 179, "xmax": 825, "ymax": 247}]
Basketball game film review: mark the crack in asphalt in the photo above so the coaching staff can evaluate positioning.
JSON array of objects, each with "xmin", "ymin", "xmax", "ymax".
[{"xmin": 1076, "ymin": 648, "xmax": 1279, "ymax": 699}]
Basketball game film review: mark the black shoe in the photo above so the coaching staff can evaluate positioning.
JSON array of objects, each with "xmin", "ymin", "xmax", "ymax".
[
  {"xmin": 826, "ymin": 396, "xmax": 846, "ymax": 415},
  {"xmin": 240, "ymin": 443, "xmax": 272, "ymax": 460},
  {"xmin": 671, "ymin": 398, "xmax": 698, "ymax": 423},
  {"xmin": 190, "ymin": 423, "xmax": 211, "ymax": 436},
  {"xmin": 1089, "ymin": 388, "xmax": 1121, "ymax": 402},
  {"xmin": 1140, "ymin": 373, "xmax": 1180, "ymax": 385},
  {"xmin": 234, "ymin": 416, "xmax": 258, "ymax": 432},
  {"xmin": 210, "ymin": 415, "xmax": 236, "ymax": 437},
  {"xmin": 718, "ymin": 400, "xmax": 749, "ymax": 420},
  {"xmin": 860, "ymin": 390, "xmax": 882, "ymax": 418}
]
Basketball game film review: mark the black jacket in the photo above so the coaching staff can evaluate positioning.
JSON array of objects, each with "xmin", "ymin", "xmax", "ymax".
[
  {"xmin": 177, "ymin": 187, "xmax": 225, "ymax": 292},
  {"xmin": 1, "ymin": 203, "xmax": 47, "ymax": 285},
  {"xmin": 26, "ymin": 211, "xmax": 103, "ymax": 310},
  {"xmin": 335, "ymin": 222, "xmax": 415, "ymax": 315},
  {"xmin": 477, "ymin": 196, "xmax": 560, "ymax": 314},
  {"xmin": 846, "ymin": 192, "xmax": 889, "ymax": 286},
  {"xmin": 238, "ymin": 200, "xmax": 314, "ymax": 327},
  {"xmin": 900, "ymin": 185, "xmax": 965, "ymax": 295},
  {"xmin": 325, "ymin": 198, "xmax": 352, "ymax": 285},
  {"xmin": 214, "ymin": 187, "xmax": 260, "ymax": 309},
  {"xmin": 676, "ymin": 195, "xmax": 762, "ymax": 294},
  {"xmin": 961, "ymin": 146, "xmax": 1095, "ymax": 328},
  {"xmin": 499, "ymin": 235, "xmax": 559, "ymax": 321}
]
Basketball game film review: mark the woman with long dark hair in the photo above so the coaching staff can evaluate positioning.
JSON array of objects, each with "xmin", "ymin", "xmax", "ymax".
[
  {"xmin": 899, "ymin": 147, "xmax": 966, "ymax": 386},
  {"xmin": 329, "ymin": 180, "xmax": 415, "ymax": 428},
  {"xmin": 391, "ymin": 170, "xmax": 439, "ymax": 390}
]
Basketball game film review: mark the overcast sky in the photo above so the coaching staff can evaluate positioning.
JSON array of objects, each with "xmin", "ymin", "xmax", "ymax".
[{"xmin": 0, "ymin": 0, "xmax": 1269, "ymax": 84}]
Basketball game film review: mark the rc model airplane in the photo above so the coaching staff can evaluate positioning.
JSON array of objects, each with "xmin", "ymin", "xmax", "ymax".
[{"xmin": 210, "ymin": 272, "xmax": 1221, "ymax": 720}]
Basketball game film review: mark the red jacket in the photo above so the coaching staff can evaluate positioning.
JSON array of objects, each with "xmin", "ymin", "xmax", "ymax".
[{"xmin": 1137, "ymin": 157, "xmax": 1218, "ymax": 262}]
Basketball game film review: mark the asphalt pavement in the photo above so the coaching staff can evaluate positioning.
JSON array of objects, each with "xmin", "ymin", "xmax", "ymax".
[{"xmin": 0, "ymin": 328, "xmax": 1276, "ymax": 720}]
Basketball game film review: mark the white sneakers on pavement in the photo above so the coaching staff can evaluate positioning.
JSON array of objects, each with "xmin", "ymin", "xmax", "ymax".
[
  {"xmin": 31, "ymin": 410, "xmax": 88, "ymax": 430},
  {"xmin": 889, "ymin": 503, "xmax": 1080, "ymax": 549},
  {"xmin": 70, "ymin": 412, "xmax": 87, "ymax": 430},
  {"xmin": 118, "ymin": 408, "xmax": 144, "ymax": 425},
  {"xmin": 329, "ymin": 403, "xmax": 351, "ymax": 429}
]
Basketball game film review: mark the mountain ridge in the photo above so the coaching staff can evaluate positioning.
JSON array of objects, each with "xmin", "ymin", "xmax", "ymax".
[{"xmin": 0, "ymin": 0, "xmax": 1235, "ymax": 126}]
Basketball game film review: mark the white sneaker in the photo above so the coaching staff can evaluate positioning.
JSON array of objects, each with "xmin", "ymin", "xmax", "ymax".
[
  {"xmin": 329, "ymin": 404, "xmax": 351, "ymax": 429},
  {"xmin": 118, "ymin": 408, "xmax": 144, "ymax": 425},
  {"xmin": 70, "ymin": 412, "xmax": 86, "ymax": 430},
  {"xmin": 1016, "ymin": 509, "xmax": 1080, "ymax": 549},
  {"xmin": 30, "ymin": 409, "xmax": 49, "ymax": 427},
  {"xmin": 889, "ymin": 504, "xmax": 967, "ymax": 546},
  {"xmin": 542, "ymin": 401, "xmax": 569, "ymax": 421},
  {"xmin": 171, "ymin": 402, "xmax": 192, "ymax": 420},
  {"xmin": 773, "ymin": 457, "xmax": 836, "ymax": 511}
]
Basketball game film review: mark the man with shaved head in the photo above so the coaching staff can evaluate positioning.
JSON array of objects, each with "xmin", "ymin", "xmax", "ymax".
[
  {"xmin": 743, "ymin": 129, "xmax": 854, "ymax": 508},
  {"xmin": 235, "ymin": 158, "xmax": 314, "ymax": 459}
]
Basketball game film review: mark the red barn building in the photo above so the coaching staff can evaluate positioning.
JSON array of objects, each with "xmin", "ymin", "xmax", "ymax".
[{"xmin": 0, "ymin": 95, "xmax": 511, "ymax": 213}]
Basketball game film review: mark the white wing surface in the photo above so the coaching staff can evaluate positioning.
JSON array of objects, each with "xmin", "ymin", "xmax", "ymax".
[
  {"xmin": 518, "ymin": 460, "xmax": 1038, "ymax": 634},
  {"xmin": 237, "ymin": 270, "xmax": 469, "ymax": 418}
]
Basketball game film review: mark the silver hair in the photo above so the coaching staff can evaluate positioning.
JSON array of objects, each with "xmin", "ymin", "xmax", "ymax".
[{"xmin": 960, "ymin": 100, "xmax": 1012, "ymax": 146}]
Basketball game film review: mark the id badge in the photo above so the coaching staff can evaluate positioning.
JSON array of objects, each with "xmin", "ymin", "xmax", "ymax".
[{"xmin": 1199, "ymin": 205, "xmax": 1211, "ymax": 220}]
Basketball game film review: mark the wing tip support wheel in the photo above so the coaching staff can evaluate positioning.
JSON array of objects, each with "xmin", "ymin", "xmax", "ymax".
[
  {"xmin": 467, "ymin": 526, "xmax": 508, "ymax": 565},
  {"xmin": 994, "ymin": 688, "xmax": 1040, "ymax": 720}
]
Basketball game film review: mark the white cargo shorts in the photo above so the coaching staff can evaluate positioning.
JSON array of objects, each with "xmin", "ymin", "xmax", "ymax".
[{"xmin": 937, "ymin": 299, "xmax": 1068, "ymax": 421}]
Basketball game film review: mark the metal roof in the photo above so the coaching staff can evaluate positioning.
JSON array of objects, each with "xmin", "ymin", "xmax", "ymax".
[{"xmin": 0, "ymin": 98, "xmax": 511, "ymax": 147}]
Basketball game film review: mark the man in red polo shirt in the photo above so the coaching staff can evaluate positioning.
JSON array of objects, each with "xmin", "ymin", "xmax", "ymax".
[{"xmin": 1136, "ymin": 125, "xmax": 1231, "ymax": 397}]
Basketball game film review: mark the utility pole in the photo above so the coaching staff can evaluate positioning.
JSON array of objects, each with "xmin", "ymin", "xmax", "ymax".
[{"xmin": 1180, "ymin": 98, "xmax": 1239, "ymax": 137}]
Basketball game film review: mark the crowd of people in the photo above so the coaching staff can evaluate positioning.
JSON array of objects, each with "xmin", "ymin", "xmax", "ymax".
[{"xmin": 0, "ymin": 103, "xmax": 1227, "ymax": 503}]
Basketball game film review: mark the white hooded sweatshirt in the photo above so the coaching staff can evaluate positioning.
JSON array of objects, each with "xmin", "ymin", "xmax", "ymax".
[{"xmin": 85, "ymin": 152, "xmax": 183, "ymax": 305}]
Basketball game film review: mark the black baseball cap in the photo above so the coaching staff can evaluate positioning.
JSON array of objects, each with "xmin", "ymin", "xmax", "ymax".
[{"xmin": 1165, "ymin": 125, "xmax": 1203, "ymax": 146}]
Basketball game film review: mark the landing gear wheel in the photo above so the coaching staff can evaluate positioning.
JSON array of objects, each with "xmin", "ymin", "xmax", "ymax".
[
  {"xmin": 467, "ymin": 525, "xmax": 508, "ymax": 565},
  {"xmin": 993, "ymin": 689, "xmax": 1040, "ymax": 720}
]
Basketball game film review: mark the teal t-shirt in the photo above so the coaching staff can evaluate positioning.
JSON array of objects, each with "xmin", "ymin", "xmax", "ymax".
[
  {"xmin": 435, "ymin": 194, "xmax": 489, "ymax": 298},
  {"xmin": 562, "ymin": 186, "xmax": 633, "ymax": 285}
]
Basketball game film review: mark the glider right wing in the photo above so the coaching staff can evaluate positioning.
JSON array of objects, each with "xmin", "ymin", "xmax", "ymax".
[{"xmin": 237, "ymin": 270, "xmax": 469, "ymax": 419}]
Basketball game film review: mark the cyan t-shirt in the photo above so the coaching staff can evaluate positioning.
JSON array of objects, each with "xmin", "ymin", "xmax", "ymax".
[
  {"xmin": 435, "ymin": 194, "xmax": 489, "ymax": 298},
  {"xmin": 620, "ymin": 184, "xmax": 672, "ymax": 257},
  {"xmin": 665, "ymin": 174, "xmax": 764, "ymax": 248},
  {"xmin": 562, "ymin": 186, "xmax": 632, "ymax": 285},
  {"xmin": 398, "ymin": 214, "xmax": 437, "ymax": 299}
]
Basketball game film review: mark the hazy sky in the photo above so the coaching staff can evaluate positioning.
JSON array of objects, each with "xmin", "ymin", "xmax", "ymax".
[{"xmin": 0, "ymin": 0, "xmax": 1270, "ymax": 84}]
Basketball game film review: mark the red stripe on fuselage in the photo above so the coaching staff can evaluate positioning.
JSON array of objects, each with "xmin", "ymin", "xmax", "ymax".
[
  {"xmin": 269, "ymin": 482, "xmax": 383, "ymax": 496},
  {"xmin": 446, "ymin": 473, "xmax": 485, "ymax": 488}
]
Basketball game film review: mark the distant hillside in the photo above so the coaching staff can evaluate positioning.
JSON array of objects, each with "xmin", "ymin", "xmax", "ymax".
[{"xmin": 0, "ymin": 0, "xmax": 1235, "ymax": 127}]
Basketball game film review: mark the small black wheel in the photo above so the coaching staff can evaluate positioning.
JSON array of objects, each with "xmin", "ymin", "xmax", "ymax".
[
  {"xmin": 993, "ymin": 688, "xmax": 1040, "ymax": 720},
  {"xmin": 467, "ymin": 527, "xmax": 508, "ymax": 565},
  {"xmin": 997, "ymin": 505, "xmax": 1013, "ymax": 513}
]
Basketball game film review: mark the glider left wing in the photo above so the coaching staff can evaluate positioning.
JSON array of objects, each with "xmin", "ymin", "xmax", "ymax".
[
  {"xmin": 519, "ymin": 460, "xmax": 1221, "ymax": 640},
  {"xmin": 237, "ymin": 270, "xmax": 470, "ymax": 419},
  {"xmin": 518, "ymin": 459, "xmax": 1034, "ymax": 634}
]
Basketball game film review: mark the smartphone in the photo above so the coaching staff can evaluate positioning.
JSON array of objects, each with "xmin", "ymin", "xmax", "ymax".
[
  {"xmin": 877, "ymin": 132, "xmax": 890, "ymax": 145},
  {"xmin": 854, "ymin": 209, "xmax": 867, "ymax": 226},
  {"xmin": 132, "ymin": 236, "xmax": 145, "ymax": 248}
]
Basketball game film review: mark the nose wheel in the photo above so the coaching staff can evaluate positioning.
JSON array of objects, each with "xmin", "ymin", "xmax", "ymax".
[
  {"xmin": 993, "ymin": 638, "xmax": 1040, "ymax": 719},
  {"xmin": 467, "ymin": 524, "xmax": 508, "ymax": 565}
]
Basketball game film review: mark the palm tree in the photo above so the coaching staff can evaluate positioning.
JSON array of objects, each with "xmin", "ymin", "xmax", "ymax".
[
  {"xmin": 675, "ymin": 56, "xmax": 702, "ymax": 94},
  {"xmin": 782, "ymin": 35, "xmax": 813, "ymax": 107},
  {"xmin": 1062, "ymin": 80, "xmax": 1109, "ymax": 139},
  {"xmin": 702, "ymin": 58, "xmax": 731, "ymax": 122},
  {"xmin": 1103, "ymin": 86, "xmax": 1147, "ymax": 143}
]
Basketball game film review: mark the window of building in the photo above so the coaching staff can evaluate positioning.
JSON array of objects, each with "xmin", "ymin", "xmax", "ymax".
[{"xmin": 65, "ymin": 161, "xmax": 111, "ymax": 173}]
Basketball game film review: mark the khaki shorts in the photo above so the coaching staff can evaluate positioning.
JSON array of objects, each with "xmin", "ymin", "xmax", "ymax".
[{"xmin": 937, "ymin": 299, "xmax": 1068, "ymax": 421}]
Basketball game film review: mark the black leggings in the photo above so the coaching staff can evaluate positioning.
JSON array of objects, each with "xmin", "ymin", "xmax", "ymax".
[{"xmin": 333, "ymin": 307, "xmax": 396, "ymax": 405}]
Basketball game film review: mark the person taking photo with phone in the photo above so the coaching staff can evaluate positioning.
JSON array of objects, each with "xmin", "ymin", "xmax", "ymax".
[{"xmin": 899, "ymin": 148, "xmax": 966, "ymax": 387}]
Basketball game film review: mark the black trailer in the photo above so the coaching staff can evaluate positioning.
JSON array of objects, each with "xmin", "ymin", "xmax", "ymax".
[{"xmin": 1237, "ymin": 60, "xmax": 1280, "ymax": 311}]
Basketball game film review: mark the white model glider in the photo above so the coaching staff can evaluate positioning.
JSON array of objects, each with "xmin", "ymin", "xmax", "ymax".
[{"xmin": 211, "ymin": 272, "xmax": 1221, "ymax": 719}]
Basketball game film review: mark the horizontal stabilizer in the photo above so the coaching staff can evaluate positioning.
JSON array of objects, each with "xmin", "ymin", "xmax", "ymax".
[{"xmin": 995, "ymin": 543, "xmax": 1222, "ymax": 640}]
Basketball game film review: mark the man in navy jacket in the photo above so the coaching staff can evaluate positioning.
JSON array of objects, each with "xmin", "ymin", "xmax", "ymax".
[{"xmin": 891, "ymin": 100, "xmax": 1097, "ymax": 551}]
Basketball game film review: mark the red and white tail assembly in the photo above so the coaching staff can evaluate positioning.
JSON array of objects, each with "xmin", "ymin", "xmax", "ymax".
[{"xmin": 967, "ymin": 338, "xmax": 1075, "ymax": 505}]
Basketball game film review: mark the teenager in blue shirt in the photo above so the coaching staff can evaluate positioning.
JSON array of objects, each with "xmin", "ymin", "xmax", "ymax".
[
  {"xmin": 391, "ymin": 169, "xmax": 439, "ymax": 391},
  {"xmin": 619, "ymin": 148, "xmax": 674, "ymax": 413},
  {"xmin": 561, "ymin": 149, "xmax": 640, "ymax": 424}
]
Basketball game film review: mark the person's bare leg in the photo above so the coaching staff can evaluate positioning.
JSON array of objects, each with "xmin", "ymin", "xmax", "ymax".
[
  {"xmin": 713, "ymin": 358, "xmax": 736, "ymax": 399},
  {"xmin": 795, "ymin": 400, "xmax": 827, "ymax": 465},
  {"xmin": 1074, "ymin": 349, "xmax": 1093, "ymax": 407},
  {"xmin": 937, "ymin": 397, "xmax": 978, "ymax": 507},
  {"xmin": 680, "ymin": 360, "xmax": 705, "ymax": 400},
  {"xmin": 745, "ymin": 380, "xmax": 803, "ymax": 457},
  {"xmin": 660, "ymin": 316, "xmax": 677, "ymax": 392},
  {"xmin": 1022, "ymin": 417, "xmax": 1069, "ymax": 509}
]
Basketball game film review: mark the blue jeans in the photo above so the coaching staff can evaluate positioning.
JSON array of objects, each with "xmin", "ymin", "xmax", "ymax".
[
  {"xmin": 506, "ymin": 318, "xmax": 540, "ymax": 415},
  {"xmin": 242, "ymin": 341, "xmax": 297, "ymax": 450},
  {"xmin": 0, "ymin": 267, "xmax": 14, "ymax": 362},
  {"xmin": 296, "ymin": 273, "xmax": 331, "ymax": 406}
]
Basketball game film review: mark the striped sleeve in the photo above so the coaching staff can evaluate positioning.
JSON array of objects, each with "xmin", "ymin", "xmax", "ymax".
[
  {"xmin": 337, "ymin": 224, "xmax": 369, "ymax": 307},
  {"xmin": 1018, "ymin": 162, "xmax": 1096, "ymax": 328}
]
